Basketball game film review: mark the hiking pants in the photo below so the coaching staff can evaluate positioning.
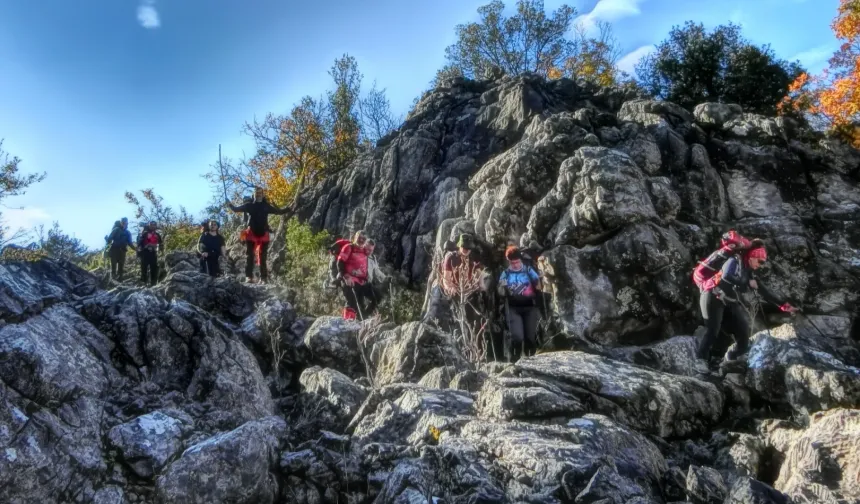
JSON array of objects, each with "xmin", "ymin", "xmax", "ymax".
[
  {"xmin": 109, "ymin": 247, "xmax": 127, "ymax": 281},
  {"xmin": 140, "ymin": 249, "xmax": 158, "ymax": 286},
  {"xmin": 245, "ymin": 241, "xmax": 270, "ymax": 280},
  {"xmin": 697, "ymin": 289, "xmax": 751, "ymax": 361},
  {"xmin": 507, "ymin": 304, "xmax": 541, "ymax": 360},
  {"xmin": 343, "ymin": 282, "xmax": 376, "ymax": 320},
  {"xmin": 203, "ymin": 253, "xmax": 220, "ymax": 277}
]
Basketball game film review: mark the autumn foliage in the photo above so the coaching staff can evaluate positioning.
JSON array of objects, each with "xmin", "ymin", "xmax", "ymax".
[
  {"xmin": 780, "ymin": 0, "xmax": 860, "ymax": 146},
  {"xmin": 212, "ymin": 55, "xmax": 399, "ymax": 209}
]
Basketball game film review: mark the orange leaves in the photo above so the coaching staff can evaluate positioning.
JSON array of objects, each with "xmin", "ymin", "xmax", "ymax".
[
  {"xmin": 547, "ymin": 66, "xmax": 563, "ymax": 80},
  {"xmin": 780, "ymin": 0, "xmax": 860, "ymax": 147}
]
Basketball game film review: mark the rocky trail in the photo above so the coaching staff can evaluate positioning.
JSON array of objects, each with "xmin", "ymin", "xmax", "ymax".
[{"xmin": 3, "ymin": 72, "xmax": 860, "ymax": 504}]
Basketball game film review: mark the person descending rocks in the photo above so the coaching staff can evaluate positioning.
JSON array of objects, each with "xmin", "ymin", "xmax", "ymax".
[
  {"xmin": 197, "ymin": 219, "xmax": 226, "ymax": 277},
  {"xmin": 498, "ymin": 246, "xmax": 543, "ymax": 362},
  {"xmin": 365, "ymin": 238, "xmax": 388, "ymax": 307},
  {"xmin": 441, "ymin": 234, "xmax": 490, "ymax": 343},
  {"xmin": 196, "ymin": 220, "xmax": 210, "ymax": 273},
  {"xmin": 105, "ymin": 217, "xmax": 136, "ymax": 281},
  {"xmin": 136, "ymin": 220, "xmax": 163, "ymax": 286},
  {"xmin": 227, "ymin": 187, "xmax": 291, "ymax": 284},
  {"xmin": 336, "ymin": 230, "xmax": 376, "ymax": 320},
  {"xmin": 694, "ymin": 238, "xmax": 797, "ymax": 374}
]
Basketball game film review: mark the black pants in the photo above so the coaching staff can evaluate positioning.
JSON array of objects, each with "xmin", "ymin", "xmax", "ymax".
[
  {"xmin": 245, "ymin": 241, "xmax": 270, "ymax": 281},
  {"xmin": 697, "ymin": 290, "xmax": 751, "ymax": 361},
  {"xmin": 109, "ymin": 247, "xmax": 127, "ymax": 281},
  {"xmin": 507, "ymin": 304, "xmax": 541, "ymax": 362},
  {"xmin": 202, "ymin": 253, "xmax": 220, "ymax": 277},
  {"xmin": 343, "ymin": 282, "xmax": 377, "ymax": 320},
  {"xmin": 140, "ymin": 249, "xmax": 158, "ymax": 286}
]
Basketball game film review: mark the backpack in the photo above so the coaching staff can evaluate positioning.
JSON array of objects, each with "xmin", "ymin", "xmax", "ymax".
[
  {"xmin": 327, "ymin": 238, "xmax": 352, "ymax": 283},
  {"xmin": 692, "ymin": 230, "xmax": 751, "ymax": 291}
]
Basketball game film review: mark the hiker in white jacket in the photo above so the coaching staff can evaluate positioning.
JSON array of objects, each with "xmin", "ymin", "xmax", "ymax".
[{"xmin": 365, "ymin": 239, "xmax": 387, "ymax": 286}]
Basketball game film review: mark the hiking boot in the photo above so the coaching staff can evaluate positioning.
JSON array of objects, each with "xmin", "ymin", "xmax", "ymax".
[
  {"xmin": 245, "ymin": 277, "xmax": 255, "ymax": 283},
  {"xmin": 719, "ymin": 358, "xmax": 747, "ymax": 375}
]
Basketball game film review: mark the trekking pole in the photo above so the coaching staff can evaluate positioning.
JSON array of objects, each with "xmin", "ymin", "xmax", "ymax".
[
  {"xmin": 218, "ymin": 144, "xmax": 229, "ymax": 204},
  {"xmin": 351, "ymin": 286, "xmax": 366, "ymax": 321}
]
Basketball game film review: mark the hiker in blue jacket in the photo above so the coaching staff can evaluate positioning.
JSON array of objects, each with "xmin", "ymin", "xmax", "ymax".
[
  {"xmin": 105, "ymin": 217, "xmax": 136, "ymax": 281},
  {"xmin": 498, "ymin": 245, "xmax": 543, "ymax": 362}
]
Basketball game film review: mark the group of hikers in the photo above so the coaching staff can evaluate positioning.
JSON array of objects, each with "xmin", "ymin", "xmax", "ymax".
[
  {"xmin": 428, "ymin": 228, "xmax": 801, "ymax": 370},
  {"xmin": 103, "ymin": 185, "xmax": 802, "ymax": 372}
]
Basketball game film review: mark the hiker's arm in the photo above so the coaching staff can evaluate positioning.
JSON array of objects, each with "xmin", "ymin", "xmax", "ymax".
[
  {"xmin": 529, "ymin": 267, "xmax": 542, "ymax": 291},
  {"xmin": 754, "ymin": 280, "xmax": 796, "ymax": 311},
  {"xmin": 228, "ymin": 203, "xmax": 248, "ymax": 213},
  {"xmin": 497, "ymin": 271, "xmax": 507, "ymax": 296},
  {"xmin": 196, "ymin": 234, "xmax": 206, "ymax": 255},
  {"xmin": 268, "ymin": 202, "xmax": 292, "ymax": 216},
  {"xmin": 127, "ymin": 232, "xmax": 137, "ymax": 251}
]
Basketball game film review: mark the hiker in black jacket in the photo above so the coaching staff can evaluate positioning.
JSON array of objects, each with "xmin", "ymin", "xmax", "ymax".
[
  {"xmin": 227, "ymin": 187, "xmax": 291, "ymax": 283},
  {"xmin": 106, "ymin": 217, "xmax": 136, "ymax": 281},
  {"xmin": 137, "ymin": 220, "xmax": 163, "ymax": 286},
  {"xmin": 197, "ymin": 219, "xmax": 226, "ymax": 277}
]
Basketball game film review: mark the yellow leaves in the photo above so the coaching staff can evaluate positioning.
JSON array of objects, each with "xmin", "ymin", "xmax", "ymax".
[
  {"xmin": 428, "ymin": 424, "xmax": 441, "ymax": 443},
  {"xmin": 547, "ymin": 66, "xmax": 563, "ymax": 80},
  {"xmin": 780, "ymin": 0, "xmax": 860, "ymax": 147}
]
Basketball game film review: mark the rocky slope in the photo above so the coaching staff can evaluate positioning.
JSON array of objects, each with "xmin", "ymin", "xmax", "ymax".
[
  {"xmin": 2, "ymin": 253, "xmax": 859, "ymax": 504},
  {"xmin": 3, "ymin": 72, "xmax": 860, "ymax": 504}
]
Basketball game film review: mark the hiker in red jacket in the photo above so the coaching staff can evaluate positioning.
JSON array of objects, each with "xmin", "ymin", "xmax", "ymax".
[
  {"xmin": 694, "ymin": 238, "xmax": 797, "ymax": 373},
  {"xmin": 227, "ymin": 187, "xmax": 291, "ymax": 284},
  {"xmin": 137, "ymin": 221, "xmax": 163, "ymax": 286},
  {"xmin": 335, "ymin": 230, "xmax": 376, "ymax": 320}
]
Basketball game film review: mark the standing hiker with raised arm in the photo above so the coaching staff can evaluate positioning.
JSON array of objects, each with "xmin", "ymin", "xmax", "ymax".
[
  {"xmin": 106, "ymin": 217, "xmax": 136, "ymax": 281},
  {"xmin": 226, "ymin": 187, "xmax": 291, "ymax": 284},
  {"xmin": 137, "ymin": 220, "xmax": 163, "ymax": 286}
]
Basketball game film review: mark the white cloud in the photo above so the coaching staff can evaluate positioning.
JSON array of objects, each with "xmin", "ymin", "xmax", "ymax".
[
  {"xmin": 137, "ymin": 0, "xmax": 160, "ymax": 29},
  {"xmin": 792, "ymin": 44, "xmax": 836, "ymax": 73},
  {"xmin": 2, "ymin": 207, "xmax": 52, "ymax": 233},
  {"xmin": 575, "ymin": 0, "xmax": 646, "ymax": 33},
  {"xmin": 616, "ymin": 44, "xmax": 655, "ymax": 75}
]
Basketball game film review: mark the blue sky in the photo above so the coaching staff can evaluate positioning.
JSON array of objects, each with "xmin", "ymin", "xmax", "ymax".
[{"xmin": 0, "ymin": 0, "xmax": 840, "ymax": 249}]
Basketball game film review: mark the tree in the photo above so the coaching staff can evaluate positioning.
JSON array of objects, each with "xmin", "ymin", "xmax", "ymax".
[
  {"xmin": 210, "ymin": 54, "xmax": 399, "ymax": 209},
  {"xmin": 327, "ymin": 54, "xmax": 363, "ymax": 171},
  {"xmin": 0, "ymin": 140, "xmax": 46, "ymax": 246},
  {"xmin": 34, "ymin": 222, "xmax": 89, "ymax": 261},
  {"xmin": 124, "ymin": 189, "xmax": 199, "ymax": 251},
  {"xmin": 445, "ymin": 0, "xmax": 576, "ymax": 78},
  {"xmin": 635, "ymin": 21, "xmax": 804, "ymax": 114},
  {"xmin": 358, "ymin": 80, "xmax": 401, "ymax": 145},
  {"xmin": 779, "ymin": 0, "xmax": 860, "ymax": 146},
  {"xmin": 550, "ymin": 21, "xmax": 622, "ymax": 86},
  {"xmin": 443, "ymin": 0, "xmax": 622, "ymax": 85}
]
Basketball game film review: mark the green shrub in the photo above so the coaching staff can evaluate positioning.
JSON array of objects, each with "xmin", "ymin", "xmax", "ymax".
[{"xmin": 282, "ymin": 217, "xmax": 339, "ymax": 316}]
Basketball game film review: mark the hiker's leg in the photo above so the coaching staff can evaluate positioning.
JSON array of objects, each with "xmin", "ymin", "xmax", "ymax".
[
  {"xmin": 140, "ymin": 252, "xmax": 149, "ymax": 283},
  {"xmin": 117, "ymin": 251, "xmax": 126, "ymax": 281},
  {"xmin": 725, "ymin": 302, "xmax": 752, "ymax": 361},
  {"xmin": 150, "ymin": 252, "xmax": 159, "ymax": 285},
  {"xmin": 360, "ymin": 283, "xmax": 378, "ymax": 316},
  {"xmin": 110, "ymin": 249, "xmax": 119, "ymax": 278},
  {"xmin": 507, "ymin": 307, "xmax": 525, "ymax": 359},
  {"xmin": 245, "ymin": 242, "xmax": 255, "ymax": 279},
  {"xmin": 696, "ymin": 290, "xmax": 725, "ymax": 360},
  {"xmin": 199, "ymin": 255, "xmax": 207, "ymax": 274},
  {"xmin": 259, "ymin": 242, "xmax": 270, "ymax": 281},
  {"xmin": 206, "ymin": 255, "xmax": 220, "ymax": 277},
  {"xmin": 342, "ymin": 286, "xmax": 359, "ymax": 313},
  {"xmin": 522, "ymin": 305, "xmax": 541, "ymax": 356}
]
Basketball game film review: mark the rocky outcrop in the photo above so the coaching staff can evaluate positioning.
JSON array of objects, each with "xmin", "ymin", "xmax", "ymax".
[{"xmin": 5, "ymin": 72, "xmax": 860, "ymax": 503}]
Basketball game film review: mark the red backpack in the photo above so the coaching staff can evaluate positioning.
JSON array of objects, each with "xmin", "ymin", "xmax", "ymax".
[{"xmin": 692, "ymin": 230, "xmax": 751, "ymax": 291}]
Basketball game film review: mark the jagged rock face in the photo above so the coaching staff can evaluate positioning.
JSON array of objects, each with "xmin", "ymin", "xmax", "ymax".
[{"xmin": 297, "ymin": 73, "xmax": 859, "ymax": 347}]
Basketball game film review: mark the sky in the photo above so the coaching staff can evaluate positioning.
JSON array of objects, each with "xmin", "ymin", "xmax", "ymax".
[{"xmin": 0, "ymin": 0, "xmax": 841, "ymax": 249}]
